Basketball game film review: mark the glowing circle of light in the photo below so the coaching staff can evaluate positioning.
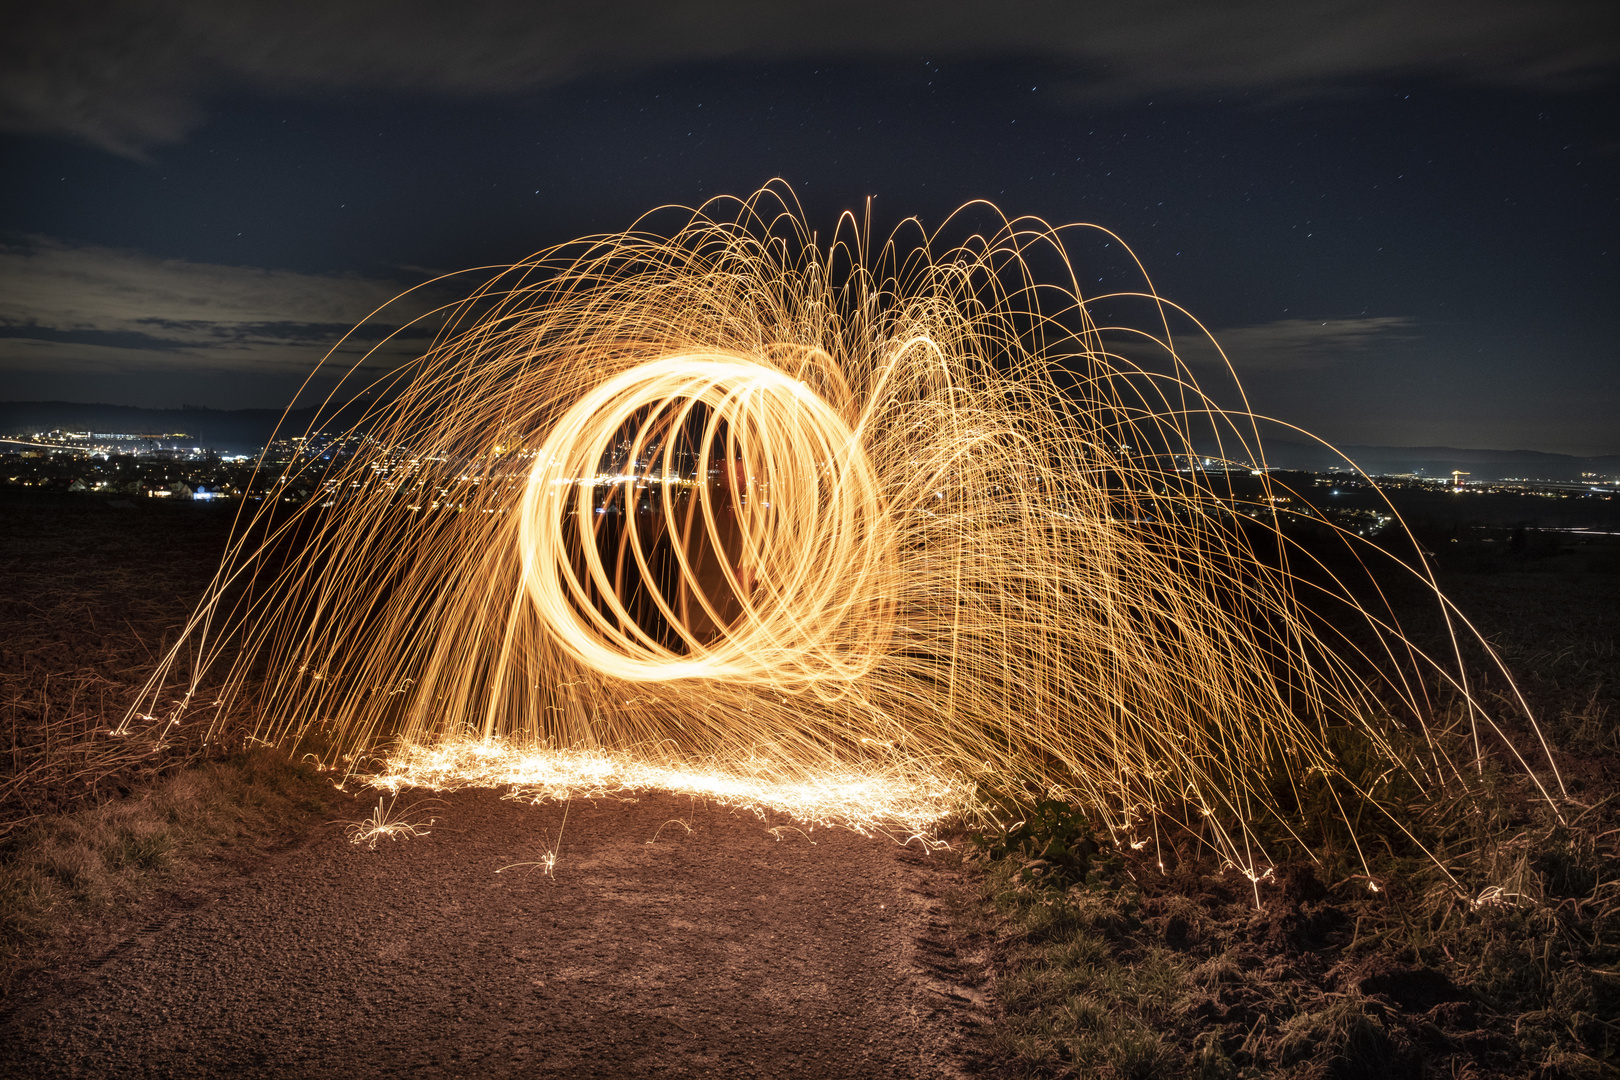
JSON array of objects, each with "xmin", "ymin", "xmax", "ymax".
[{"xmin": 517, "ymin": 352, "xmax": 895, "ymax": 688}]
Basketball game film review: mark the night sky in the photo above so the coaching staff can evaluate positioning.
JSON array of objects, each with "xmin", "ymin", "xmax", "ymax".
[{"xmin": 2, "ymin": 1, "xmax": 1615, "ymax": 454}]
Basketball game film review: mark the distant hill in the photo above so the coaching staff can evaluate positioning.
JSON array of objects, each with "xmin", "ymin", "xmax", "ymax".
[
  {"xmin": 0, "ymin": 401, "xmax": 374, "ymax": 454},
  {"xmin": 1243, "ymin": 440, "xmax": 1620, "ymax": 482}
]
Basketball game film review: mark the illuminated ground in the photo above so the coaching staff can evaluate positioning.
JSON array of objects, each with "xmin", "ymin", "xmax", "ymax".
[
  {"xmin": 2, "ymin": 787, "xmax": 990, "ymax": 1079},
  {"xmin": 363, "ymin": 739, "xmax": 969, "ymax": 844}
]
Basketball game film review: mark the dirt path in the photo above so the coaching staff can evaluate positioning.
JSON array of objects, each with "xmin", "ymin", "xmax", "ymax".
[{"xmin": 3, "ymin": 788, "xmax": 993, "ymax": 1078}]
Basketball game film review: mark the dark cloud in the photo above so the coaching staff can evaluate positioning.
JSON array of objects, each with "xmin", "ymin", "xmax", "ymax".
[
  {"xmin": 1181, "ymin": 316, "xmax": 1421, "ymax": 373},
  {"xmin": 1102, "ymin": 316, "xmax": 1420, "ymax": 379},
  {"xmin": 4, "ymin": 0, "xmax": 1614, "ymax": 156},
  {"xmin": 0, "ymin": 238, "xmax": 440, "ymax": 379}
]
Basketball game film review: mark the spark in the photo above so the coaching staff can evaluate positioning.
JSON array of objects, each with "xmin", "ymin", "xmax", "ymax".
[
  {"xmin": 339, "ymin": 794, "xmax": 439, "ymax": 850},
  {"xmin": 133, "ymin": 183, "xmax": 1561, "ymax": 873},
  {"xmin": 368, "ymin": 739, "xmax": 964, "ymax": 842}
]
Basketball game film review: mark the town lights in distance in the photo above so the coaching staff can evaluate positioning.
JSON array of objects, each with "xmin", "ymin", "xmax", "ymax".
[{"xmin": 134, "ymin": 184, "xmax": 1562, "ymax": 868}]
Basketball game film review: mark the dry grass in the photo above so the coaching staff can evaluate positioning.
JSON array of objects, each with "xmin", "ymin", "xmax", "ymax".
[
  {"xmin": 0, "ymin": 491, "xmax": 338, "ymax": 998},
  {"xmin": 0, "ymin": 492, "xmax": 234, "ymax": 835},
  {"xmin": 966, "ymin": 771, "xmax": 1619, "ymax": 1077},
  {"xmin": 963, "ymin": 556, "xmax": 1620, "ymax": 1078},
  {"xmin": 1, "ymin": 670, "xmax": 204, "ymax": 841},
  {"xmin": 0, "ymin": 745, "xmax": 332, "ymax": 995}
]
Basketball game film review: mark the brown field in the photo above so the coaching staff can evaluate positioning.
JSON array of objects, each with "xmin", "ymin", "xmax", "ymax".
[{"xmin": 2, "ymin": 487, "xmax": 1616, "ymax": 1078}]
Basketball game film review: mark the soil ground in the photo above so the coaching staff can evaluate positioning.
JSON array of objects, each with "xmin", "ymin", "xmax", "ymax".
[
  {"xmin": 5, "ymin": 488, "xmax": 1616, "ymax": 1078},
  {"xmin": 1, "ymin": 786, "xmax": 993, "ymax": 1078},
  {"xmin": 0, "ymin": 490, "xmax": 993, "ymax": 1077}
]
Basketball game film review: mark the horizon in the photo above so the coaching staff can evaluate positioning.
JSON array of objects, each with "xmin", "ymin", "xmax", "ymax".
[{"xmin": 3, "ymin": 397, "xmax": 1618, "ymax": 462}]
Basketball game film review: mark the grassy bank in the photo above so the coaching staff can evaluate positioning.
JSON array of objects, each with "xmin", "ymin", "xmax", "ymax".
[
  {"xmin": 961, "ymin": 548, "xmax": 1620, "ymax": 1078},
  {"xmin": 963, "ymin": 771, "xmax": 1617, "ymax": 1077},
  {"xmin": 0, "ymin": 490, "xmax": 344, "ymax": 997},
  {"xmin": 0, "ymin": 748, "xmax": 335, "ymax": 995}
]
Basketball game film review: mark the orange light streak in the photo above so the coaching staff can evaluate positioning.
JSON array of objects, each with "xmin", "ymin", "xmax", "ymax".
[
  {"xmin": 363, "ymin": 739, "xmax": 966, "ymax": 843},
  {"xmin": 130, "ymin": 183, "xmax": 1562, "ymax": 871}
]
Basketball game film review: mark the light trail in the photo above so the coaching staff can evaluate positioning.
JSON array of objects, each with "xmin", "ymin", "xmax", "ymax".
[
  {"xmin": 131, "ymin": 184, "xmax": 1562, "ymax": 870},
  {"xmin": 365, "ymin": 739, "xmax": 966, "ymax": 844}
]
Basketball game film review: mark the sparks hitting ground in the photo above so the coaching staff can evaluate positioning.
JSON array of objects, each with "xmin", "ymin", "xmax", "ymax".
[{"xmin": 131, "ymin": 185, "xmax": 1561, "ymax": 868}]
